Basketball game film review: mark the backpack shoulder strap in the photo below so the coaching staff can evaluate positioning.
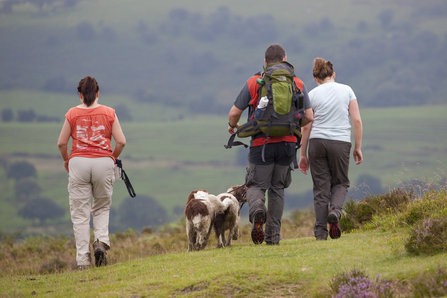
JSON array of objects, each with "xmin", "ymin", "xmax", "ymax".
[{"xmin": 224, "ymin": 133, "xmax": 249, "ymax": 149}]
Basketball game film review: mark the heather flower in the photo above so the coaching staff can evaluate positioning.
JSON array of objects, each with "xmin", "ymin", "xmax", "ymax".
[
  {"xmin": 331, "ymin": 269, "xmax": 393, "ymax": 298},
  {"xmin": 412, "ymin": 265, "xmax": 447, "ymax": 297},
  {"xmin": 405, "ymin": 217, "xmax": 447, "ymax": 255}
]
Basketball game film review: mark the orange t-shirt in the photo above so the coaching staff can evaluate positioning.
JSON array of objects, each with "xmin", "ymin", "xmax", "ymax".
[{"xmin": 65, "ymin": 105, "xmax": 116, "ymax": 160}]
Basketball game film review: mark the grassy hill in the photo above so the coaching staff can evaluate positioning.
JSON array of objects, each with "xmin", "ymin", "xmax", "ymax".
[
  {"xmin": 0, "ymin": 188, "xmax": 446, "ymax": 297},
  {"xmin": 1, "ymin": 233, "xmax": 445, "ymax": 297}
]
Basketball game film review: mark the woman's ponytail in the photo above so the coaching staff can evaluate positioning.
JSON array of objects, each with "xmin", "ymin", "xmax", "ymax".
[
  {"xmin": 313, "ymin": 58, "xmax": 334, "ymax": 81},
  {"xmin": 77, "ymin": 76, "xmax": 99, "ymax": 107}
]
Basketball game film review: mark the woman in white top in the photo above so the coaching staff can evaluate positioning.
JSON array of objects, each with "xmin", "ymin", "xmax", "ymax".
[{"xmin": 299, "ymin": 58, "xmax": 363, "ymax": 240}]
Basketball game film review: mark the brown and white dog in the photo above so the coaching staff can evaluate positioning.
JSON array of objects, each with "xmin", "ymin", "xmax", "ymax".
[
  {"xmin": 213, "ymin": 185, "xmax": 247, "ymax": 248},
  {"xmin": 184, "ymin": 189, "xmax": 233, "ymax": 251}
]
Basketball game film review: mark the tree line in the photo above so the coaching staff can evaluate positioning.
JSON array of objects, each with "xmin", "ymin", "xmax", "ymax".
[{"xmin": 0, "ymin": 3, "xmax": 446, "ymax": 114}]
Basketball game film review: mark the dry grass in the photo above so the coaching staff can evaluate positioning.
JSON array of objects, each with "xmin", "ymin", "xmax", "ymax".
[{"xmin": 0, "ymin": 209, "xmax": 315, "ymax": 277}]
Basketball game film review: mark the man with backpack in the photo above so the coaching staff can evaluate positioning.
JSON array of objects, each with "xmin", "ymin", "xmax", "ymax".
[{"xmin": 227, "ymin": 44, "xmax": 313, "ymax": 245}]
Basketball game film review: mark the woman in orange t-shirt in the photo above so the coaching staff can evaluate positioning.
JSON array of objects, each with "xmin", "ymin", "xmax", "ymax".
[{"xmin": 57, "ymin": 76, "xmax": 126, "ymax": 269}]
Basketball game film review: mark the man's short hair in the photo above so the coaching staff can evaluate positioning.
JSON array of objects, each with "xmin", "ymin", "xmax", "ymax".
[{"xmin": 265, "ymin": 44, "xmax": 286, "ymax": 64}]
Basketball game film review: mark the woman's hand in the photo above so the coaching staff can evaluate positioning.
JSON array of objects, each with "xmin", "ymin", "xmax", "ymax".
[
  {"xmin": 353, "ymin": 148, "xmax": 363, "ymax": 165},
  {"xmin": 63, "ymin": 160, "xmax": 69, "ymax": 172},
  {"xmin": 298, "ymin": 156, "xmax": 309, "ymax": 175}
]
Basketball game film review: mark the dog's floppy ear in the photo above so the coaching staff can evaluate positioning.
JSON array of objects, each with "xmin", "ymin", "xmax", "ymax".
[
  {"xmin": 187, "ymin": 190, "xmax": 198, "ymax": 203},
  {"xmin": 187, "ymin": 189, "xmax": 209, "ymax": 203},
  {"xmin": 230, "ymin": 185, "xmax": 247, "ymax": 202}
]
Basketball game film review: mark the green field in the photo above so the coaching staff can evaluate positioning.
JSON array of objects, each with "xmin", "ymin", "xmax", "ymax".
[{"xmin": 0, "ymin": 90, "xmax": 446, "ymax": 235}]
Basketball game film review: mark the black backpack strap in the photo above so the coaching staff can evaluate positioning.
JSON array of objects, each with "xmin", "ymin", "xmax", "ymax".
[
  {"xmin": 224, "ymin": 133, "xmax": 249, "ymax": 149},
  {"xmin": 261, "ymin": 119, "xmax": 273, "ymax": 162},
  {"xmin": 261, "ymin": 141, "xmax": 267, "ymax": 163},
  {"xmin": 292, "ymin": 141, "xmax": 302, "ymax": 169}
]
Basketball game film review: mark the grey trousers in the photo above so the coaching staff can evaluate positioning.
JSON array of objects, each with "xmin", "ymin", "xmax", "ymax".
[
  {"xmin": 245, "ymin": 142, "xmax": 294, "ymax": 244},
  {"xmin": 308, "ymin": 138, "xmax": 351, "ymax": 239}
]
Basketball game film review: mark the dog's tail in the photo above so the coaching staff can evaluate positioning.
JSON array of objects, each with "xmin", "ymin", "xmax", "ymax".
[{"xmin": 207, "ymin": 194, "xmax": 233, "ymax": 214}]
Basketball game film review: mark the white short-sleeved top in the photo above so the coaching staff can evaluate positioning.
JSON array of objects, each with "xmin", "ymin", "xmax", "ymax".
[{"xmin": 308, "ymin": 82, "xmax": 356, "ymax": 143}]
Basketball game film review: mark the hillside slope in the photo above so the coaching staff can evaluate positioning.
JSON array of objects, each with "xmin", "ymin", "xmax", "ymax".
[
  {"xmin": 0, "ymin": 232, "xmax": 445, "ymax": 297},
  {"xmin": 1, "ymin": 187, "xmax": 446, "ymax": 297}
]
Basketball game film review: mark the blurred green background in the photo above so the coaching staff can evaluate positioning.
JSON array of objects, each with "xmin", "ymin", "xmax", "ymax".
[{"xmin": 0, "ymin": 0, "xmax": 446, "ymax": 235}]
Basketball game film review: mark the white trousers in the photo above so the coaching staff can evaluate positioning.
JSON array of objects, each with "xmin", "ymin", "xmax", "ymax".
[{"xmin": 68, "ymin": 157, "xmax": 115, "ymax": 266}]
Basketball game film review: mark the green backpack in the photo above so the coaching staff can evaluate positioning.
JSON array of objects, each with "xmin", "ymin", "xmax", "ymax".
[{"xmin": 225, "ymin": 61, "xmax": 305, "ymax": 167}]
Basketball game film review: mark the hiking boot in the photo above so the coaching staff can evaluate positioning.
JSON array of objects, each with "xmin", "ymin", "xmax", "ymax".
[
  {"xmin": 251, "ymin": 211, "xmax": 265, "ymax": 245},
  {"xmin": 328, "ymin": 213, "xmax": 341, "ymax": 239},
  {"xmin": 93, "ymin": 239, "xmax": 109, "ymax": 267}
]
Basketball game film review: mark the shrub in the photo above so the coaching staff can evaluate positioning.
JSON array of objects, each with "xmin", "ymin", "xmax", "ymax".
[
  {"xmin": 404, "ymin": 217, "xmax": 447, "ymax": 255},
  {"xmin": 118, "ymin": 195, "xmax": 168, "ymax": 230},
  {"xmin": 1, "ymin": 108, "xmax": 13, "ymax": 122},
  {"xmin": 18, "ymin": 197, "xmax": 66, "ymax": 224},
  {"xmin": 14, "ymin": 178, "xmax": 41, "ymax": 204},
  {"xmin": 340, "ymin": 189, "xmax": 414, "ymax": 232},
  {"xmin": 401, "ymin": 190, "xmax": 447, "ymax": 226},
  {"xmin": 330, "ymin": 268, "xmax": 369, "ymax": 294},
  {"xmin": 411, "ymin": 265, "xmax": 447, "ymax": 297},
  {"xmin": 16, "ymin": 109, "xmax": 36, "ymax": 122},
  {"xmin": 339, "ymin": 199, "xmax": 358, "ymax": 231},
  {"xmin": 36, "ymin": 115, "xmax": 61, "ymax": 123},
  {"xmin": 39, "ymin": 258, "xmax": 70, "ymax": 274},
  {"xmin": 289, "ymin": 208, "xmax": 315, "ymax": 228},
  {"xmin": 7, "ymin": 161, "xmax": 37, "ymax": 180},
  {"xmin": 330, "ymin": 268, "xmax": 394, "ymax": 298}
]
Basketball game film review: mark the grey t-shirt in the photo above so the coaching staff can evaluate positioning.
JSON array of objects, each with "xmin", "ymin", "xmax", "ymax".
[{"xmin": 308, "ymin": 82, "xmax": 356, "ymax": 143}]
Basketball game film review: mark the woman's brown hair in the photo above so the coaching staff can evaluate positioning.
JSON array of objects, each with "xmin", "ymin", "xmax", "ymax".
[
  {"xmin": 313, "ymin": 58, "xmax": 334, "ymax": 81},
  {"xmin": 77, "ymin": 76, "xmax": 99, "ymax": 107}
]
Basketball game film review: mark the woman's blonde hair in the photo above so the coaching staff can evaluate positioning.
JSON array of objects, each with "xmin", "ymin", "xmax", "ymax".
[{"xmin": 313, "ymin": 57, "xmax": 334, "ymax": 81}]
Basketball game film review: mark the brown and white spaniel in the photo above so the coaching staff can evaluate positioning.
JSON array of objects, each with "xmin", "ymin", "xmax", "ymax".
[
  {"xmin": 213, "ymin": 185, "xmax": 247, "ymax": 248},
  {"xmin": 184, "ymin": 189, "xmax": 232, "ymax": 251}
]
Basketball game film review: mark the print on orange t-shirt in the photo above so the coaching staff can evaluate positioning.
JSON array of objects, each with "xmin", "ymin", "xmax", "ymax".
[{"xmin": 65, "ymin": 105, "xmax": 116, "ymax": 160}]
